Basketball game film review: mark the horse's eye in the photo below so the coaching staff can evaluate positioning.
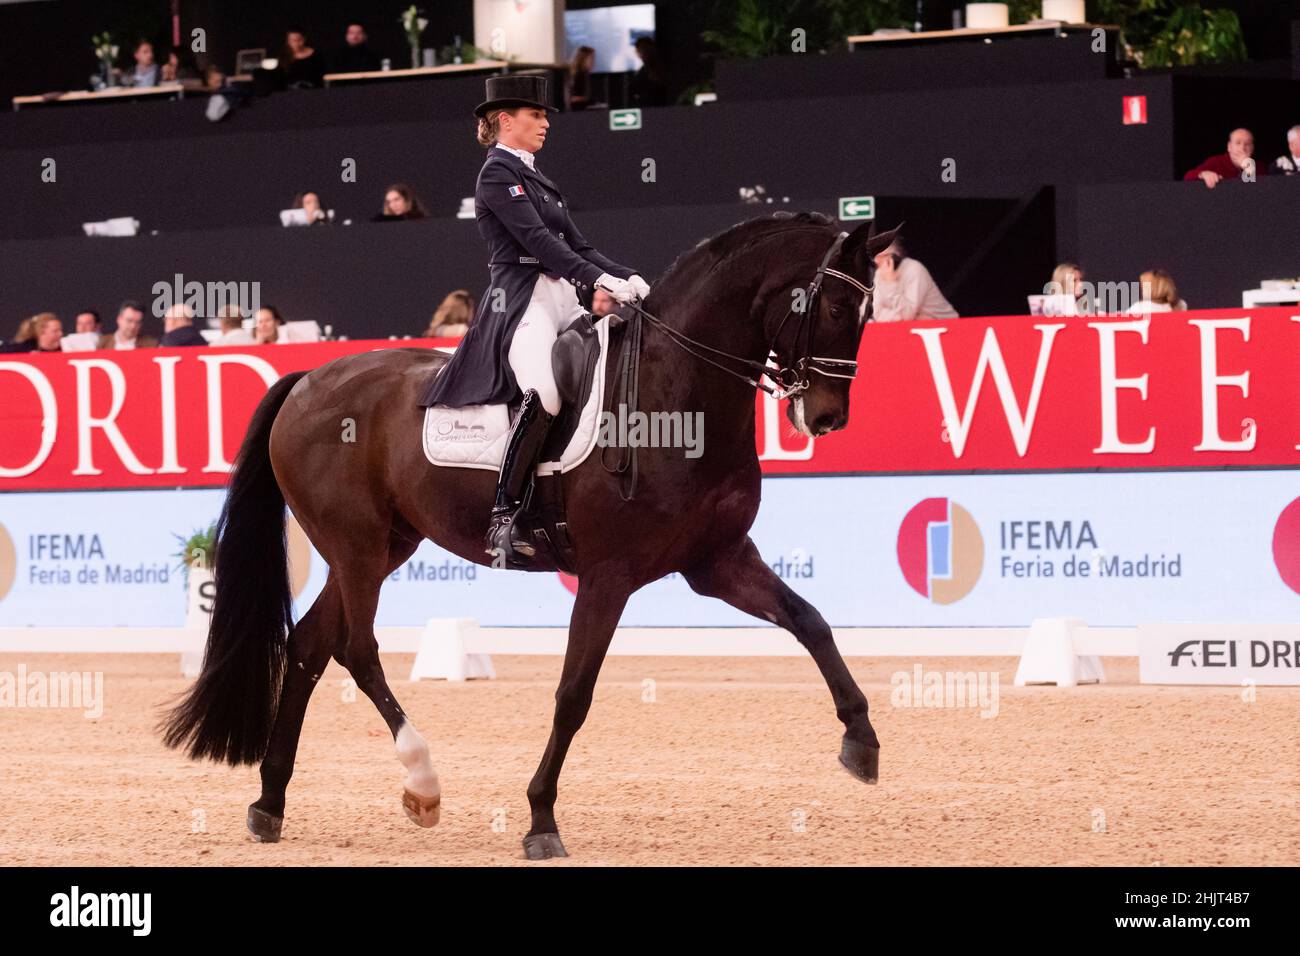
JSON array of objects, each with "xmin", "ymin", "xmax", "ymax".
[{"xmin": 830, "ymin": 305, "xmax": 844, "ymax": 318}]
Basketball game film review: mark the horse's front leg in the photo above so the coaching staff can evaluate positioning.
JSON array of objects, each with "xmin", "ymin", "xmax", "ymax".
[
  {"xmin": 684, "ymin": 536, "xmax": 880, "ymax": 782},
  {"xmin": 523, "ymin": 567, "xmax": 633, "ymax": 860}
]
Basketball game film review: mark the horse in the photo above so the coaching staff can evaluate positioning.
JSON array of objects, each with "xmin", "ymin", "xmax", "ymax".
[{"xmin": 161, "ymin": 210, "xmax": 901, "ymax": 860}]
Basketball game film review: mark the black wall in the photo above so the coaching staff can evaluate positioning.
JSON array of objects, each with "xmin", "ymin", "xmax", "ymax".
[
  {"xmin": 0, "ymin": 193, "xmax": 1049, "ymax": 342},
  {"xmin": 0, "ymin": 75, "xmax": 1177, "ymax": 242},
  {"xmin": 1062, "ymin": 176, "xmax": 1298, "ymax": 309}
]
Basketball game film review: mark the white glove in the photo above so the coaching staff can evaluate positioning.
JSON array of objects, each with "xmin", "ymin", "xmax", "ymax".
[
  {"xmin": 595, "ymin": 273, "xmax": 638, "ymax": 305},
  {"xmin": 628, "ymin": 274, "xmax": 651, "ymax": 300}
]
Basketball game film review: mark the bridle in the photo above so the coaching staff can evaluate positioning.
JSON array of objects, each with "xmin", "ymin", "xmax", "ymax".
[
  {"xmin": 622, "ymin": 229, "xmax": 873, "ymax": 401},
  {"xmin": 603, "ymin": 230, "xmax": 873, "ymax": 500}
]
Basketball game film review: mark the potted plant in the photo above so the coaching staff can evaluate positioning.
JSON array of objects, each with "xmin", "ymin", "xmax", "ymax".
[
  {"xmin": 173, "ymin": 522, "xmax": 217, "ymax": 629},
  {"xmin": 1089, "ymin": 1, "xmax": 1247, "ymax": 68},
  {"xmin": 401, "ymin": 5, "xmax": 429, "ymax": 69}
]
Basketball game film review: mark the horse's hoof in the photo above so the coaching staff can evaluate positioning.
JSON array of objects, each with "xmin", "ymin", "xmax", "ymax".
[
  {"xmin": 838, "ymin": 738, "xmax": 880, "ymax": 784},
  {"xmin": 402, "ymin": 789, "xmax": 441, "ymax": 828},
  {"xmin": 247, "ymin": 805, "xmax": 284, "ymax": 843},
  {"xmin": 523, "ymin": 832, "xmax": 568, "ymax": 860}
]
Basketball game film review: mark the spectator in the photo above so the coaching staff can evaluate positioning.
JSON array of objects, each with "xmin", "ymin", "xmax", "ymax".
[
  {"xmin": 204, "ymin": 62, "xmax": 226, "ymax": 91},
  {"xmin": 590, "ymin": 287, "xmax": 619, "ymax": 317},
  {"xmin": 30, "ymin": 313, "xmax": 63, "ymax": 351},
  {"xmin": 1272, "ymin": 125, "xmax": 1300, "ymax": 175},
  {"xmin": 98, "ymin": 301, "xmax": 157, "ymax": 350},
  {"xmin": 255, "ymin": 305, "xmax": 285, "ymax": 344},
  {"xmin": 0, "ymin": 316, "xmax": 37, "ymax": 351},
  {"xmin": 1128, "ymin": 269, "xmax": 1186, "ymax": 314},
  {"xmin": 424, "ymin": 290, "xmax": 475, "ymax": 338},
  {"xmin": 292, "ymin": 190, "xmax": 330, "ymax": 225},
  {"xmin": 127, "ymin": 41, "xmax": 160, "ymax": 88},
  {"xmin": 74, "ymin": 309, "xmax": 102, "ymax": 334},
  {"xmin": 212, "ymin": 305, "xmax": 256, "ymax": 346},
  {"xmin": 871, "ymin": 238, "xmax": 958, "ymax": 322},
  {"xmin": 1, "ymin": 316, "xmax": 42, "ymax": 353},
  {"xmin": 1, "ymin": 313, "xmax": 62, "ymax": 353},
  {"xmin": 373, "ymin": 183, "xmax": 428, "ymax": 221},
  {"xmin": 331, "ymin": 22, "xmax": 381, "ymax": 74},
  {"xmin": 282, "ymin": 30, "xmax": 326, "ymax": 89},
  {"xmin": 569, "ymin": 46, "xmax": 596, "ymax": 110},
  {"xmin": 160, "ymin": 50, "xmax": 199, "ymax": 84},
  {"xmin": 630, "ymin": 37, "xmax": 668, "ymax": 107},
  {"xmin": 1184, "ymin": 128, "xmax": 1259, "ymax": 188},
  {"xmin": 160, "ymin": 303, "xmax": 208, "ymax": 347},
  {"xmin": 1042, "ymin": 262, "xmax": 1091, "ymax": 316}
]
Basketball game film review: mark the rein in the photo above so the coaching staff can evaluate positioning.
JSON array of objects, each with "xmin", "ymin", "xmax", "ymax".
[{"xmin": 601, "ymin": 229, "xmax": 873, "ymax": 500}]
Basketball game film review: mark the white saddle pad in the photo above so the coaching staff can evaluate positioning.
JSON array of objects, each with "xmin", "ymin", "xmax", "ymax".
[{"xmin": 422, "ymin": 315, "xmax": 609, "ymax": 476}]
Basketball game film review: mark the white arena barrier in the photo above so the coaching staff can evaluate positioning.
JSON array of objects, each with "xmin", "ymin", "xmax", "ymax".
[{"xmin": 0, "ymin": 619, "xmax": 1138, "ymax": 685}]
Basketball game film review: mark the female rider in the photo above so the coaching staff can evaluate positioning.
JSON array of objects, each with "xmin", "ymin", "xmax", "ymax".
[{"xmin": 417, "ymin": 74, "xmax": 649, "ymax": 562}]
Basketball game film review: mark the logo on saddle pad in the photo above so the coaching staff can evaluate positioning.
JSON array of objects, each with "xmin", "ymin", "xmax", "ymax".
[{"xmin": 434, "ymin": 419, "xmax": 490, "ymax": 443}]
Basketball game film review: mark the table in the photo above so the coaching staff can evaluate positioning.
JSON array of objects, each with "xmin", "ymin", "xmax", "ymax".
[
  {"xmin": 1242, "ymin": 285, "xmax": 1300, "ymax": 308},
  {"xmin": 12, "ymin": 83, "xmax": 186, "ymax": 111},
  {"xmin": 848, "ymin": 22, "xmax": 1107, "ymax": 48},
  {"xmin": 323, "ymin": 60, "xmax": 564, "ymax": 88}
]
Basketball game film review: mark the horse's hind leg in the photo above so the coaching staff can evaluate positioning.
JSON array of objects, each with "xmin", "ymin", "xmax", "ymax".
[
  {"xmin": 334, "ymin": 530, "xmax": 442, "ymax": 827},
  {"xmin": 247, "ymin": 574, "xmax": 343, "ymax": 842},
  {"xmin": 685, "ymin": 536, "xmax": 880, "ymax": 783}
]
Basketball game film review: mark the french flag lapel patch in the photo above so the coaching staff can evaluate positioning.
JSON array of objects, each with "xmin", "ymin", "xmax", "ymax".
[{"xmin": 508, "ymin": 184, "xmax": 526, "ymax": 198}]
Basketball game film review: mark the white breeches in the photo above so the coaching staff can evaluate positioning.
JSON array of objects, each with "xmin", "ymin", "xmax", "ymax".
[{"xmin": 508, "ymin": 275, "xmax": 587, "ymax": 416}]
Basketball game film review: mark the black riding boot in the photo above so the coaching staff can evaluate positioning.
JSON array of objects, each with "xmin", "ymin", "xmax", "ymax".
[{"xmin": 485, "ymin": 388, "xmax": 554, "ymax": 562}]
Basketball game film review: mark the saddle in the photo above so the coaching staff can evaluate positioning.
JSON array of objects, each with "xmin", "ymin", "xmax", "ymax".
[{"xmin": 422, "ymin": 313, "xmax": 607, "ymax": 574}]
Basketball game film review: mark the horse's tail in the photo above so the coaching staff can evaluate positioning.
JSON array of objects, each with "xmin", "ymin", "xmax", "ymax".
[{"xmin": 160, "ymin": 370, "xmax": 309, "ymax": 766}]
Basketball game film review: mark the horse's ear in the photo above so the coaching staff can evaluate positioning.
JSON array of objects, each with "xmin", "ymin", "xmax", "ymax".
[{"xmin": 844, "ymin": 219, "xmax": 902, "ymax": 257}]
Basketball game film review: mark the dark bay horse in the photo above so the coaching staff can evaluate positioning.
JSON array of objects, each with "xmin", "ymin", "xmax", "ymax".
[{"xmin": 161, "ymin": 211, "xmax": 900, "ymax": 859}]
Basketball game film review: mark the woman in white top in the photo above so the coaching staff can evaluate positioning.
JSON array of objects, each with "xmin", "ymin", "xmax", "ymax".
[
  {"xmin": 1127, "ymin": 269, "xmax": 1187, "ymax": 314},
  {"xmin": 871, "ymin": 238, "xmax": 958, "ymax": 322}
]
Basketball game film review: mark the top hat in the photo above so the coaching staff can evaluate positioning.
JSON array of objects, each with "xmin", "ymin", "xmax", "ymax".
[{"xmin": 474, "ymin": 73, "xmax": 558, "ymax": 118}]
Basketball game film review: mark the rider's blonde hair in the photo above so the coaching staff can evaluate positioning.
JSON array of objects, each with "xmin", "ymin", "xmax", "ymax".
[{"xmin": 477, "ymin": 109, "xmax": 507, "ymax": 147}]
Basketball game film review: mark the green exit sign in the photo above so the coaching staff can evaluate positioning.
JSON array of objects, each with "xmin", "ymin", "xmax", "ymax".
[
  {"xmin": 609, "ymin": 108, "xmax": 642, "ymax": 131},
  {"xmin": 838, "ymin": 196, "xmax": 875, "ymax": 221}
]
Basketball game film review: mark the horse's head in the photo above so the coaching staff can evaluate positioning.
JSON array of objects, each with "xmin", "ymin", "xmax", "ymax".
[{"xmin": 772, "ymin": 220, "xmax": 902, "ymax": 437}]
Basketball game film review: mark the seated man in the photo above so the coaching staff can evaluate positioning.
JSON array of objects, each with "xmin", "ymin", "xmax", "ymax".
[
  {"xmin": 1272, "ymin": 125, "xmax": 1300, "ymax": 176},
  {"xmin": 128, "ymin": 41, "xmax": 160, "ymax": 88},
  {"xmin": 331, "ymin": 22, "xmax": 381, "ymax": 73},
  {"xmin": 212, "ymin": 305, "xmax": 256, "ymax": 346},
  {"xmin": 98, "ymin": 301, "xmax": 158, "ymax": 349},
  {"xmin": 160, "ymin": 303, "xmax": 208, "ymax": 346},
  {"xmin": 1184, "ymin": 128, "xmax": 1259, "ymax": 187},
  {"xmin": 871, "ymin": 239, "xmax": 958, "ymax": 323}
]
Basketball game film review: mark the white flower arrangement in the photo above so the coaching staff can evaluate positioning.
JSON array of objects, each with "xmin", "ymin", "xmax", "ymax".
[
  {"xmin": 401, "ymin": 6, "xmax": 429, "ymax": 44},
  {"xmin": 92, "ymin": 32, "xmax": 119, "ymax": 65}
]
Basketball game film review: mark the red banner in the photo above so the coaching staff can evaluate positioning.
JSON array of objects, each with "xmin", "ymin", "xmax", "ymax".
[
  {"xmin": 2, "ymin": 307, "xmax": 1298, "ymax": 490},
  {"xmin": 761, "ymin": 305, "xmax": 1300, "ymax": 474}
]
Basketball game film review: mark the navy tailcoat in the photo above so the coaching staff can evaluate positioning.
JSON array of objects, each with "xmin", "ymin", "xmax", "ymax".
[{"xmin": 417, "ymin": 147, "xmax": 638, "ymax": 408}]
